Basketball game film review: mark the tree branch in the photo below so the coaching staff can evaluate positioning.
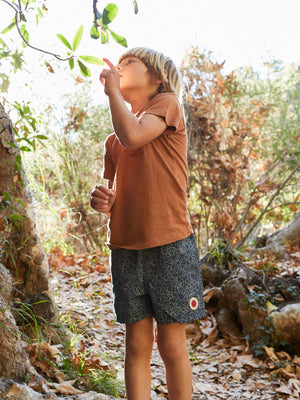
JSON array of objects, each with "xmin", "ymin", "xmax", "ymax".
[
  {"xmin": 14, "ymin": 14, "xmax": 72, "ymax": 61},
  {"xmin": 1, "ymin": 0, "xmax": 73, "ymax": 61},
  {"xmin": 236, "ymin": 163, "xmax": 300, "ymax": 248},
  {"xmin": 0, "ymin": 0, "xmax": 19, "ymax": 12},
  {"xmin": 93, "ymin": 0, "xmax": 98, "ymax": 27}
]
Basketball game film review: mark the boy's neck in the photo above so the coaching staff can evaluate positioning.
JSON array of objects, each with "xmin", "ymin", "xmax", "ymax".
[{"xmin": 122, "ymin": 88, "xmax": 160, "ymax": 115}]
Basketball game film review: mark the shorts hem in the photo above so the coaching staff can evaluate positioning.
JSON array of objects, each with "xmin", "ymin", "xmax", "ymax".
[{"xmin": 116, "ymin": 313, "xmax": 153, "ymax": 325}]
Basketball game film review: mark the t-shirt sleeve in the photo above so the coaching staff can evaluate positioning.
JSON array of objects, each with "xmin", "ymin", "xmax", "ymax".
[
  {"xmin": 102, "ymin": 135, "xmax": 115, "ymax": 181},
  {"xmin": 143, "ymin": 93, "xmax": 182, "ymax": 130}
]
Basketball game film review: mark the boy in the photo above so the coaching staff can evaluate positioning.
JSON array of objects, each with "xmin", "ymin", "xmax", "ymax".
[{"xmin": 90, "ymin": 47, "xmax": 205, "ymax": 399}]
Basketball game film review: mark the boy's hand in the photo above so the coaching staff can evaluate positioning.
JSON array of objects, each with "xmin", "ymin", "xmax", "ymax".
[
  {"xmin": 90, "ymin": 185, "xmax": 116, "ymax": 216},
  {"xmin": 100, "ymin": 58, "xmax": 120, "ymax": 96}
]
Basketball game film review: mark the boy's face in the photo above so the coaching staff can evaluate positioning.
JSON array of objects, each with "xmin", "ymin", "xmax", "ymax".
[{"xmin": 117, "ymin": 56, "xmax": 160, "ymax": 95}]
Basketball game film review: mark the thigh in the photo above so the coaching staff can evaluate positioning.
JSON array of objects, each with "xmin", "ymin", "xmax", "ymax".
[
  {"xmin": 148, "ymin": 234, "xmax": 206, "ymax": 324},
  {"xmin": 110, "ymin": 249, "xmax": 153, "ymax": 324},
  {"xmin": 126, "ymin": 316, "xmax": 155, "ymax": 355}
]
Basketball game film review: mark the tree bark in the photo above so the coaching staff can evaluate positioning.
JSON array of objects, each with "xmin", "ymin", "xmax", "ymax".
[{"xmin": 0, "ymin": 102, "xmax": 56, "ymax": 379}]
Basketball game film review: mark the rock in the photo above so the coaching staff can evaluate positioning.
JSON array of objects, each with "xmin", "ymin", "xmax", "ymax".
[
  {"xmin": 254, "ymin": 212, "xmax": 300, "ymax": 258},
  {"xmin": 216, "ymin": 308, "xmax": 242, "ymax": 343},
  {"xmin": 0, "ymin": 379, "xmax": 118, "ymax": 399},
  {"xmin": 0, "ymin": 296, "xmax": 38, "ymax": 380},
  {"xmin": 271, "ymin": 303, "xmax": 300, "ymax": 345},
  {"xmin": 0, "ymin": 263, "xmax": 14, "ymax": 304},
  {"xmin": 0, "ymin": 379, "xmax": 46, "ymax": 400}
]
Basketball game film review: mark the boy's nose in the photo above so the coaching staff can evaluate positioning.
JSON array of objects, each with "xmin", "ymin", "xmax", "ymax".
[{"xmin": 116, "ymin": 65, "xmax": 121, "ymax": 71}]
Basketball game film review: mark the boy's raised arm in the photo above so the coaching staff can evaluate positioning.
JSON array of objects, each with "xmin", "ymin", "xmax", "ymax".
[{"xmin": 100, "ymin": 58, "xmax": 167, "ymax": 150}]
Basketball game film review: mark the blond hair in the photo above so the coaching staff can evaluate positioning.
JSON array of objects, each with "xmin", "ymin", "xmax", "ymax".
[{"xmin": 118, "ymin": 47, "xmax": 181, "ymax": 97}]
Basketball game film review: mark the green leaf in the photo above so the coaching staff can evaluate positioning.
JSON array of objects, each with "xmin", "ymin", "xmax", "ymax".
[
  {"xmin": 69, "ymin": 58, "xmax": 75, "ymax": 70},
  {"xmin": 19, "ymin": 145, "xmax": 31, "ymax": 152},
  {"xmin": 0, "ymin": 73, "xmax": 10, "ymax": 93},
  {"xmin": 7, "ymin": 142, "xmax": 17, "ymax": 149},
  {"xmin": 36, "ymin": 7, "xmax": 44, "ymax": 25},
  {"xmin": 2, "ymin": 192, "xmax": 11, "ymax": 202},
  {"xmin": 90, "ymin": 25, "xmax": 100, "ymax": 39},
  {"xmin": 101, "ymin": 31, "xmax": 108, "ymax": 44},
  {"xmin": 1, "ymin": 21, "xmax": 16, "ymax": 34},
  {"xmin": 20, "ymin": 26, "xmax": 29, "ymax": 48},
  {"xmin": 133, "ymin": 0, "xmax": 138, "ymax": 14},
  {"xmin": 77, "ymin": 60, "xmax": 91, "ymax": 77},
  {"xmin": 79, "ymin": 55, "xmax": 104, "ymax": 65},
  {"xmin": 57, "ymin": 34, "xmax": 72, "ymax": 50},
  {"xmin": 36, "ymin": 135, "xmax": 48, "ymax": 140},
  {"xmin": 102, "ymin": 4, "xmax": 118, "ymax": 25},
  {"xmin": 109, "ymin": 29, "xmax": 127, "ymax": 47},
  {"xmin": 72, "ymin": 25, "xmax": 84, "ymax": 51}
]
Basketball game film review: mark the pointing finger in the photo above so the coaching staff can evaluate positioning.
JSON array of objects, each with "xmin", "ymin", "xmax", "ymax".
[{"xmin": 103, "ymin": 58, "xmax": 117, "ymax": 70}]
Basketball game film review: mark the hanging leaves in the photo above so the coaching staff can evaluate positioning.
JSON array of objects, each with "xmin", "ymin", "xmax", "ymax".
[
  {"xmin": 72, "ymin": 25, "xmax": 84, "ymax": 52},
  {"xmin": 109, "ymin": 29, "xmax": 127, "ymax": 47},
  {"xmin": 90, "ymin": 3, "xmax": 127, "ymax": 47},
  {"xmin": 133, "ymin": 0, "xmax": 139, "ymax": 14},
  {"xmin": 90, "ymin": 25, "xmax": 100, "ymax": 39},
  {"xmin": 1, "ymin": 20, "xmax": 16, "ymax": 34},
  {"xmin": 57, "ymin": 33, "xmax": 72, "ymax": 51},
  {"xmin": 77, "ymin": 60, "xmax": 91, "ymax": 77},
  {"xmin": 79, "ymin": 55, "xmax": 104, "ymax": 65},
  {"xmin": 102, "ymin": 3, "xmax": 119, "ymax": 25}
]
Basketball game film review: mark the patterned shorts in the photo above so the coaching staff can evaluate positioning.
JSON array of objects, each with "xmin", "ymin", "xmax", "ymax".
[{"xmin": 110, "ymin": 234, "xmax": 206, "ymax": 324}]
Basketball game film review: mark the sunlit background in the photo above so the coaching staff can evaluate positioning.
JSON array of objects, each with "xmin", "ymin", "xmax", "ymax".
[{"xmin": 1, "ymin": 0, "xmax": 299, "ymax": 106}]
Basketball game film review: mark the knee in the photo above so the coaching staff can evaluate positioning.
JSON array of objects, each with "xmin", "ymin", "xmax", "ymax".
[
  {"xmin": 126, "ymin": 331, "xmax": 155, "ymax": 359},
  {"xmin": 157, "ymin": 336, "xmax": 187, "ymax": 365}
]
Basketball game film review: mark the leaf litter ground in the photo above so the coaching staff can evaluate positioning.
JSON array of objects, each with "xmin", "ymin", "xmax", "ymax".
[{"xmin": 46, "ymin": 248, "xmax": 300, "ymax": 399}]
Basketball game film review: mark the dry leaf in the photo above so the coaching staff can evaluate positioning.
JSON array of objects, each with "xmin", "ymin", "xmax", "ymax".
[
  {"xmin": 235, "ymin": 354, "xmax": 262, "ymax": 369},
  {"xmin": 263, "ymin": 346, "xmax": 279, "ymax": 362},
  {"xmin": 289, "ymin": 378, "xmax": 300, "ymax": 393},
  {"xmin": 193, "ymin": 381, "xmax": 215, "ymax": 394},
  {"xmin": 203, "ymin": 287, "xmax": 216, "ymax": 303},
  {"xmin": 28, "ymin": 376, "xmax": 49, "ymax": 394},
  {"xmin": 50, "ymin": 380, "xmax": 84, "ymax": 395},
  {"xmin": 231, "ymin": 369, "xmax": 242, "ymax": 381},
  {"xmin": 275, "ymin": 385, "xmax": 292, "ymax": 395}
]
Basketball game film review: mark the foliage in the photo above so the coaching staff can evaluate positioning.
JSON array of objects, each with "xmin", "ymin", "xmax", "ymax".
[
  {"xmin": 23, "ymin": 81, "xmax": 112, "ymax": 254},
  {"xmin": 12, "ymin": 300, "xmax": 47, "ymax": 342},
  {"xmin": 0, "ymin": 0, "xmax": 136, "ymax": 85},
  {"xmin": 181, "ymin": 48, "xmax": 300, "ymax": 254},
  {"xmin": 243, "ymin": 285, "xmax": 290, "ymax": 357}
]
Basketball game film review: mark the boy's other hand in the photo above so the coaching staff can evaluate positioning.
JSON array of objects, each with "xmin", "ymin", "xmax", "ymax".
[
  {"xmin": 100, "ymin": 58, "xmax": 120, "ymax": 96},
  {"xmin": 90, "ymin": 185, "xmax": 116, "ymax": 215}
]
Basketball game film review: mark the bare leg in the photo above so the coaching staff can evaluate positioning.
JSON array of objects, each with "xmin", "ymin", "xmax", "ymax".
[
  {"xmin": 125, "ymin": 316, "xmax": 155, "ymax": 400},
  {"xmin": 157, "ymin": 322, "xmax": 192, "ymax": 400}
]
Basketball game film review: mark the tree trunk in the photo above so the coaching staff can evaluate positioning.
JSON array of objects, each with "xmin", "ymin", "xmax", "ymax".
[{"xmin": 0, "ymin": 102, "xmax": 56, "ymax": 379}]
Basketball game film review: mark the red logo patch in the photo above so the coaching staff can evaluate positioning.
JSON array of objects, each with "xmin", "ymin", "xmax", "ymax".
[{"xmin": 189, "ymin": 297, "xmax": 198, "ymax": 310}]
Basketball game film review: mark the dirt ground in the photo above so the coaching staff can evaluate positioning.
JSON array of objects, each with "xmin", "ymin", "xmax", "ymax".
[{"xmin": 48, "ymin": 250, "xmax": 300, "ymax": 399}]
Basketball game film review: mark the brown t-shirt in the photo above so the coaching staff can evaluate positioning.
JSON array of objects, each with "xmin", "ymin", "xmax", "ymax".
[{"xmin": 103, "ymin": 92, "xmax": 193, "ymax": 249}]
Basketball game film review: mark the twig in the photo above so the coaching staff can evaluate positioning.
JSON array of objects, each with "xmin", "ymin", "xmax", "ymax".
[
  {"xmin": 265, "ymin": 201, "xmax": 300, "ymax": 213},
  {"xmin": 0, "ymin": 0, "xmax": 18, "ymax": 12},
  {"xmin": 14, "ymin": 14, "xmax": 72, "ymax": 61},
  {"xmin": 1, "ymin": 0, "xmax": 72, "ymax": 61},
  {"xmin": 237, "ymin": 163, "xmax": 300, "ymax": 248},
  {"xmin": 93, "ymin": 0, "xmax": 98, "ymax": 27}
]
